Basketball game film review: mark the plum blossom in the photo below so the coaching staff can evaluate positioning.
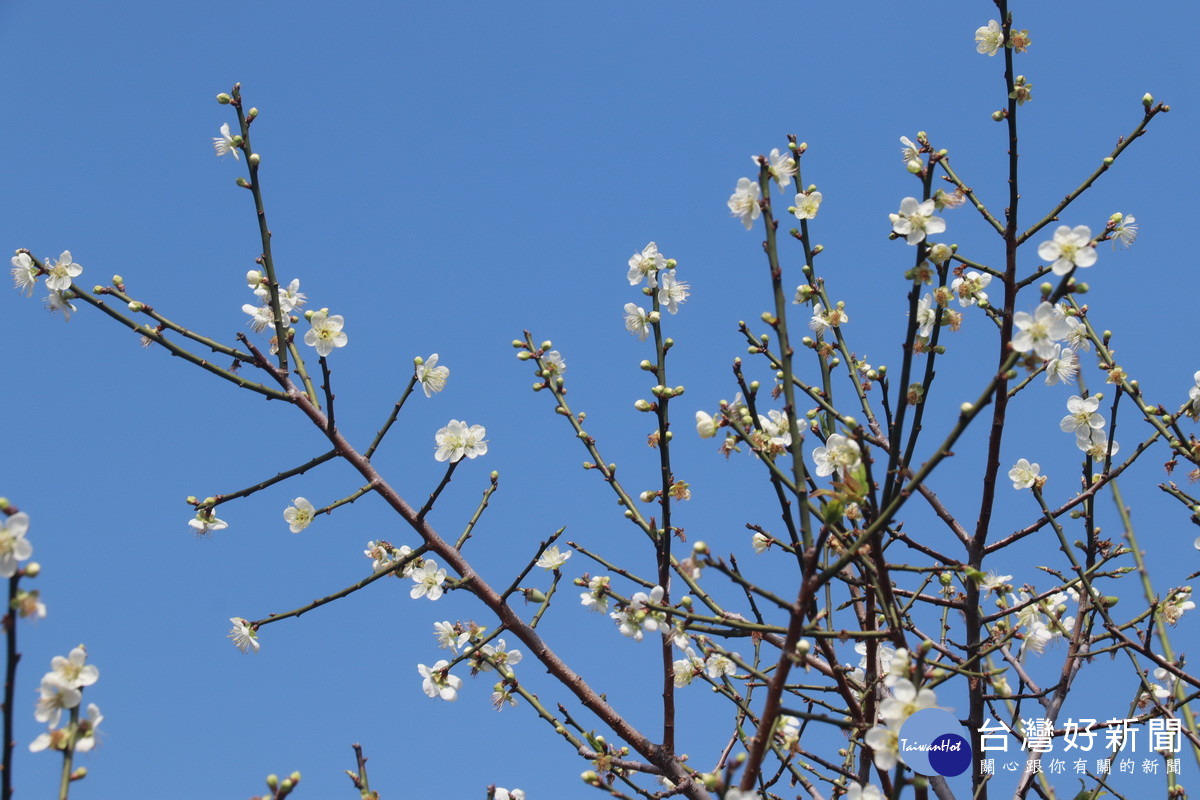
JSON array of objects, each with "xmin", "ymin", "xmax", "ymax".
[
  {"xmin": 0, "ymin": 513, "xmax": 33, "ymax": 578},
  {"xmin": 188, "ymin": 510, "xmax": 227, "ymax": 535},
  {"xmin": 1060, "ymin": 395, "xmax": 1105, "ymax": 448},
  {"xmin": 304, "ymin": 310, "xmax": 348, "ymax": 357},
  {"xmin": 751, "ymin": 532, "xmax": 770, "ymax": 553},
  {"xmin": 791, "ymin": 190, "xmax": 822, "ymax": 221},
  {"xmin": 975, "ymin": 20, "xmax": 1004, "ymax": 55},
  {"xmin": 434, "ymin": 621, "xmax": 469, "ymax": 652},
  {"xmin": 418, "ymin": 661, "xmax": 462, "ymax": 701},
  {"xmin": 673, "ymin": 648, "xmax": 704, "ymax": 687},
  {"xmin": 45, "ymin": 291, "xmax": 76, "ymax": 321},
  {"xmin": 34, "ymin": 677, "xmax": 81, "ymax": 728},
  {"xmin": 434, "ymin": 419, "xmax": 489, "ymax": 463},
  {"xmin": 890, "ymin": 197, "xmax": 945, "ymax": 245},
  {"xmin": 535, "ymin": 545, "xmax": 571, "ymax": 570},
  {"xmin": 493, "ymin": 789, "xmax": 525, "ymax": 800},
  {"xmin": 580, "ymin": 575, "xmax": 611, "ymax": 613},
  {"xmin": 1012, "ymin": 302, "xmax": 1069, "ymax": 360},
  {"xmin": 865, "ymin": 721, "xmax": 902, "ymax": 770},
  {"xmin": 657, "ymin": 270, "xmax": 689, "ymax": 314},
  {"xmin": 761, "ymin": 147, "xmax": 797, "ymax": 189},
  {"xmin": 1162, "ymin": 587, "xmax": 1194, "ymax": 625},
  {"xmin": 416, "ymin": 354, "xmax": 449, "ymax": 397},
  {"xmin": 44, "ymin": 251, "xmax": 81, "ymax": 292},
  {"xmin": 695, "ymin": 410, "xmax": 719, "ymax": 439},
  {"xmin": 1110, "ymin": 213, "xmax": 1138, "ymax": 249},
  {"xmin": 228, "ymin": 618, "xmax": 259, "ymax": 653},
  {"xmin": 809, "ymin": 302, "xmax": 848, "ymax": 334},
  {"xmin": 213, "ymin": 122, "xmax": 240, "ymax": 159},
  {"xmin": 283, "ymin": 497, "xmax": 315, "ymax": 533},
  {"xmin": 242, "ymin": 302, "xmax": 276, "ymax": 332},
  {"xmin": 914, "ymin": 293, "xmax": 937, "ymax": 338},
  {"xmin": 704, "ymin": 652, "xmax": 738, "ymax": 679},
  {"xmin": 277, "ymin": 278, "xmax": 306, "ymax": 313},
  {"xmin": 757, "ymin": 409, "xmax": 792, "ymax": 448},
  {"xmin": 812, "ymin": 434, "xmax": 862, "ymax": 478},
  {"xmin": 410, "ymin": 561, "xmax": 448, "ymax": 601},
  {"xmin": 627, "ymin": 242, "xmax": 666, "ymax": 287},
  {"xmin": 50, "ymin": 647, "xmax": 99, "ymax": 689},
  {"xmin": 881, "ymin": 678, "xmax": 939, "ymax": 726},
  {"xmin": 1045, "ymin": 345, "xmax": 1079, "ymax": 386},
  {"xmin": 1187, "ymin": 370, "xmax": 1200, "ymax": 417},
  {"xmin": 728, "ymin": 177, "xmax": 761, "ymax": 230},
  {"xmin": 846, "ymin": 783, "xmax": 884, "ymax": 800},
  {"xmin": 11, "ymin": 253, "xmax": 38, "ymax": 296},
  {"xmin": 1008, "ymin": 458, "xmax": 1040, "ymax": 490},
  {"xmin": 950, "ymin": 271, "xmax": 991, "ymax": 307},
  {"xmin": 1038, "ymin": 225, "xmax": 1097, "ymax": 276},
  {"xmin": 624, "ymin": 303, "xmax": 651, "ymax": 341}
]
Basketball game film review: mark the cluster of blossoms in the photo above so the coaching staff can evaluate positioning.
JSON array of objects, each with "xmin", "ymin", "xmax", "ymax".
[
  {"xmin": 610, "ymin": 585, "xmax": 666, "ymax": 641},
  {"xmin": 975, "ymin": 19, "xmax": 1031, "ymax": 57},
  {"xmin": 672, "ymin": 646, "xmax": 740, "ymax": 687},
  {"xmin": 624, "ymin": 242, "xmax": 688, "ymax": 332},
  {"xmin": 1007, "ymin": 589, "xmax": 1077, "ymax": 656},
  {"xmin": 1161, "ymin": 587, "xmax": 1195, "ymax": 626},
  {"xmin": 242, "ymin": 270, "xmax": 306, "ymax": 333},
  {"xmin": 434, "ymin": 419, "xmax": 488, "ymax": 463},
  {"xmin": 31, "ymin": 646, "xmax": 102, "ymax": 755},
  {"xmin": 11, "ymin": 251, "xmax": 82, "ymax": 320},
  {"xmin": 1060, "ymin": 394, "xmax": 1119, "ymax": 457},
  {"xmin": 364, "ymin": 539, "xmax": 417, "ymax": 575}
]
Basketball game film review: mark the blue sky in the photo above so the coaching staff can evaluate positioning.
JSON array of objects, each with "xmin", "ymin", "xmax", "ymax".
[{"xmin": 3, "ymin": 1, "xmax": 1198, "ymax": 798}]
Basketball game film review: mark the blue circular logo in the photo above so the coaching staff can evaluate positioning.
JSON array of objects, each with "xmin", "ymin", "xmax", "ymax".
[{"xmin": 897, "ymin": 708, "xmax": 971, "ymax": 777}]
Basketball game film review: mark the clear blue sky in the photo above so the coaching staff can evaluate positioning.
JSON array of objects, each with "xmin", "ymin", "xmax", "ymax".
[{"xmin": 3, "ymin": 1, "xmax": 1197, "ymax": 798}]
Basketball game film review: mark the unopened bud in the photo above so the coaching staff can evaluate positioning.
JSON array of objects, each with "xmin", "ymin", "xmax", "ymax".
[
  {"xmin": 960, "ymin": 402, "xmax": 974, "ymax": 413},
  {"xmin": 217, "ymin": 93, "xmax": 232, "ymax": 104},
  {"xmin": 23, "ymin": 562, "xmax": 40, "ymax": 578},
  {"xmin": 991, "ymin": 110, "xmax": 1006, "ymax": 121},
  {"xmin": 249, "ymin": 153, "xmax": 260, "ymax": 166},
  {"xmin": 1142, "ymin": 93, "xmax": 1154, "ymax": 108},
  {"xmin": 540, "ymin": 340, "xmax": 552, "ymax": 351},
  {"xmin": 906, "ymin": 158, "xmax": 923, "ymax": 174},
  {"xmin": 266, "ymin": 775, "xmax": 279, "ymax": 789},
  {"xmin": 235, "ymin": 177, "xmax": 250, "ymax": 188},
  {"xmin": 693, "ymin": 541, "xmax": 708, "ymax": 555},
  {"xmin": 634, "ymin": 399, "xmax": 652, "ymax": 412},
  {"xmin": 127, "ymin": 301, "xmax": 144, "ymax": 312}
]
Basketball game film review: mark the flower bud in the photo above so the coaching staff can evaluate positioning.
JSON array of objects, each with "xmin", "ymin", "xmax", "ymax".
[
  {"xmin": 540, "ymin": 340, "xmax": 552, "ymax": 351},
  {"xmin": 127, "ymin": 301, "xmax": 144, "ymax": 312},
  {"xmin": 266, "ymin": 775, "xmax": 279, "ymax": 789},
  {"xmin": 693, "ymin": 541, "xmax": 708, "ymax": 555},
  {"xmin": 217, "ymin": 93, "xmax": 232, "ymax": 104},
  {"xmin": 511, "ymin": 339, "xmax": 525, "ymax": 348},
  {"xmin": 639, "ymin": 491, "xmax": 656, "ymax": 503},
  {"xmin": 249, "ymin": 153, "xmax": 260, "ymax": 166},
  {"xmin": 991, "ymin": 110, "xmax": 1006, "ymax": 121},
  {"xmin": 960, "ymin": 402, "xmax": 974, "ymax": 413},
  {"xmin": 516, "ymin": 350, "xmax": 532, "ymax": 360},
  {"xmin": 906, "ymin": 158, "xmax": 923, "ymax": 174},
  {"xmin": 23, "ymin": 562, "xmax": 40, "ymax": 578},
  {"xmin": 639, "ymin": 359, "xmax": 654, "ymax": 371},
  {"xmin": 1142, "ymin": 93, "xmax": 1154, "ymax": 108},
  {"xmin": 236, "ymin": 177, "xmax": 251, "ymax": 188},
  {"xmin": 69, "ymin": 767, "xmax": 87, "ymax": 781},
  {"xmin": 247, "ymin": 107, "xmax": 259, "ymax": 120},
  {"xmin": 647, "ymin": 311, "xmax": 661, "ymax": 324},
  {"xmin": 634, "ymin": 399, "xmax": 652, "ymax": 412},
  {"xmin": 581, "ymin": 771, "xmax": 600, "ymax": 785}
]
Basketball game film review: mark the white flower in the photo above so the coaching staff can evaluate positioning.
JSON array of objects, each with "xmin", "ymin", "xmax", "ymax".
[
  {"xmin": 980, "ymin": 572, "xmax": 1011, "ymax": 597},
  {"xmin": 1061, "ymin": 313, "xmax": 1090, "ymax": 352},
  {"xmin": 418, "ymin": 661, "xmax": 461, "ymax": 701},
  {"xmin": 1044, "ymin": 345, "xmax": 1079, "ymax": 386},
  {"xmin": 479, "ymin": 638, "xmax": 524, "ymax": 673},
  {"xmin": 494, "ymin": 789, "xmax": 525, "ymax": 800},
  {"xmin": 50, "ymin": 647, "xmax": 99, "ymax": 689},
  {"xmin": 812, "ymin": 433, "xmax": 862, "ymax": 478},
  {"xmin": 542, "ymin": 350, "xmax": 566, "ymax": 376},
  {"xmin": 751, "ymin": 532, "xmax": 770, "ymax": 553},
  {"xmin": 283, "ymin": 497, "xmax": 316, "ymax": 533},
  {"xmin": 899, "ymin": 136, "xmax": 920, "ymax": 162},
  {"xmin": 11, "ymin": 253, "xmax": 38, "ymax": 296},
  {"xmin": 34, "ymin": 677, "xmax": 81, "ymax": 728},
  {"xmin": 728, "ymin": 177, "xmax": 762, "ymax": 230},
  {"xmin": 434, "ymin": 621, "xmax": 469, "ymax": 652},
  {"xmin": 865, "ymin": 721, "xmax": 902, "ymax": 770},
  {"xmin": 846, "ymin": 782, "xmax": 885, "ymax": 800},
  {"xmin": 657, "ymin": 270, "xmax": 689, "ymax": 314},
  {"xmin": 704, "ymin": 652, "xmax": 738, "ymax": 679},
  {"xmin": 536, "ymin": 545, "xmax": 571, "ymax": 570},
  {"xmin": 695, "ymin": 410, "xmax": 719, "ymax": 439},
  {"xmin": 1012, "ymin": 301, "xmax": 1069, "ymax": 360},
  {"xmin": 761, "ymin": 148, "xmax": 797, "ymax": 189},
  {"xmin": 228, "ymin": 617, "xmax": 259, "ymax": 653},
  {"xmin": 491, "ymin": 686, "xmax": 518, "ymax": 710},
  {"xmin": 1082, "ymin": 434, "xmax": 1119, "ymax": 460},
  {"xmin": 213, "ymin": 122, "xmax": 240, "ymax": 159},
  {"xmin": 673, "ymin": 648, "xmax": 704, "ymax": 687},
  {"xmin": 278, "ymin": 279, "xmax": 306, "ymax": 313},
  {"xmin": 915, "ymin": 293, "xmax": 937, "ymax": 338},
  {"xmin": 71, "ymin": 703, "xmax": 104, "ymax": 753},
  {"xmin": 623, "ymin": 303, "xmax": 651, "ymax": 341},
  {"xmin": 44, "ymin": 291, "xmax": 76, "ymax": 321},
  {"xmin": 1038, "ymin": 225, "xmax": 1097, "ymax": 276},
  {"xmin": 1008, "ymin": 458, "xmax": 1040, "ymax": 490},
  {"xmin": 975, "ymin": 20, "xmax": 1004, "ymax": 56},
  {"xmin": 1111, "ymin": 214, "xmax": 1138, "ymax": 249},
  {"xmin": 881, "ymin": 678, "xmax": 939, "ymax": 726},
  {"xmin": 792, "ymin": 190, "xmax": 822, "ymax": 221},
  {"xmin": 416, "ymin": 354, "xmax": 450, "ymax": 397},
  {"xmin": 242, "ymin": 302, "xmax": 276, "ymax": 332},
  {"xmin": 890, "ymin": 197, "xmax": 946, "ymax": 245},
  {"xmin": 1187, "ymin": 370, "xmax": 1200, "ymax": 416},
  {"xmin": 434, "ymin": 419, "xmax": 489, "ymax": 463},
  {"xmin": 188, "ymin": 511, "xmax": 228, "ymax": 535},
  {"xmin": 1162, "ymin": 588, "xmax": 1195, "ymax": 626},
  {"xmin": 950, "ymin": 271, "xmax": 991, "ymax": 307},
  {"xmin": 627, "ymin": 242, "xmax": 666, "ymax": 287},
  {"xmin": 44, "ymin": 251, "xmax": 82, "ymax": 292},
  {"xmin": 580, "ymin": 575, "xmax": 611, "ymax": 613},
  {"xmin": 1060, "ymin": 395, "xmax": 1105, "ymax": 444},
  {"xmin": 410, "ymin": 561, "xmax": 448, "ymax": 601},
  {"xmin": 0, "ymin": 513, "xmax": 33, "ymax": 578},
  {"xmin": 303, "ymin": 310, "xmax": 348, "ymax": 357},
  {"xmin": 758, "ymin": 409, "xmax": 792, "ymax": 448},
  {"xmin": 809, "ymin": 302, "xmax": 849, "ymax": 335}
]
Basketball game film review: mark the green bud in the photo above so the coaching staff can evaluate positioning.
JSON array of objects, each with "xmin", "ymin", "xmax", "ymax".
[
  {"xmin": 235, "ymin": 177, "xmax": 250, "ymax": 188},
  {"xmin": 247, "ymin": 107, "xmax": 259, "ymax": 120},
  {"xmin": 23, "ymin": 562, "xmax": 40, "ymax": 578},
  {"xmin": 639, "ymin": 359, "xmax": 654, "ymax": 371},
  {"xmin": 217, "ymin": 93, "xmax": 232, "ymax": 104},
  {"xmin": 249, "ymin": 153, "xmax": 260, "ymax": 166},
  {"xmin": 1142, "ymin": 93, "xmax": 1153, "ymax": 107},
  {"xmin": 266, "ymin": 775, "xmax": 279, "ymax": 789},
  {"xmin": 112, "ymin": 275, "xmax": 124, "ymax": 286},
  {"xmin": 991, "ymin": 110, "xmax": 1006, "ymax": 121},
  {"xmin": 540, "ymin": 340, "xmax": 552, "ymax": 351},
  {"xmin": 127, "ymin": 301, "xmax": 144, "ymax": 312},
  {"xmin": 511, "ymin": 339, "xmax": 525, "ymax": 348},
  {"xmin": 693, "ymin": 541, "xmax": 708, "ymax": 554}
]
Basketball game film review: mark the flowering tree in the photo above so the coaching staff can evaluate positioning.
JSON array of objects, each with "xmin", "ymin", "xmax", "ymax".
[{"xmin": 5, "ymin": 3, "xmax": 1199, "ymax": 799}]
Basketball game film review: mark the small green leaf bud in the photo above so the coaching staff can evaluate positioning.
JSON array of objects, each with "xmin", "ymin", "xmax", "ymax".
[{"xmin": 489, "ymin": 471, "xmax": 498, "ymax": 480}]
